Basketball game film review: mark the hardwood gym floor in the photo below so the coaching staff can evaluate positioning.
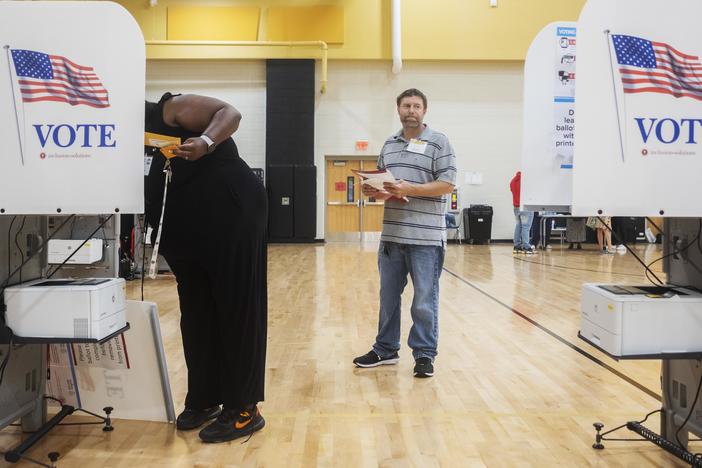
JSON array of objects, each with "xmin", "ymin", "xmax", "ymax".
[{"xmin": 1, "ymin": 242, "xmax": 695, "ymax": 467}]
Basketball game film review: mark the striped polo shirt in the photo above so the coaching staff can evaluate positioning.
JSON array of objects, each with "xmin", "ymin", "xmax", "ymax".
[{"xmin": 378, "ymin": 125, "xmax": 457, "ymax": 247}]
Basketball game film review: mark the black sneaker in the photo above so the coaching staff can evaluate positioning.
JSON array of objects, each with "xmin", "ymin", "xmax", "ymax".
[
  {"xmin": 413, "ymin": 357, "xmax": 434, "ymax": 378},
  {"xmin": 198, "ymin": 405, "xmax": 265, "ymax": 443},
  {"xmin": 353, "ymin": 350, "xmax": 399, "ymax": 368},
  {"xmin": 176, "ymin": 406, "xmax": 222, "ymax": 430}
]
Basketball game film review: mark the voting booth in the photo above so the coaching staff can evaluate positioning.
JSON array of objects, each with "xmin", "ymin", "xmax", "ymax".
[
  {"xmin": 0, "ymin": 2, "xmax": 174, "ymax": 465},
  {"xmin": 520, "ymin": 1, "xmax": 702, "ymax": 462},
  {"xmin": 0, "ymin": 0, "xmax": 144, "ymax": 214},
  {"xmin": 571, "ymin": 0, "xmax": 702, "ymax": 463},
  {"xmin": 521, "ymin": 21, "xmax": 577, "ymax": 212},
  {"xmin": 572, "ymin": 0, "xmax": 702, "ymax": 217}
]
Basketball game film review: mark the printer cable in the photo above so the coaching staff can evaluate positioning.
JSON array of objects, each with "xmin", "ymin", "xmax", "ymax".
[
  {"xmin": 598, "ymin": 216, "xmax": 666, "ymax": 286},
  {"xmin": 0, "ymin": 215, "xmax": 76, "ymax": 299},
  {"xmin": 643, "ymin": 219, "xmax": 702, "ymax": 287}
]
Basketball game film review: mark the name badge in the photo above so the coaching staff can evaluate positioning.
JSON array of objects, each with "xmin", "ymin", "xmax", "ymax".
[
  {"xmin": 406, "ymin": 139, "xmax": 427, "ymax": 154},
  {"xmin": 144, "ymin": 155, "xmax": 153, "ymax": 176}
]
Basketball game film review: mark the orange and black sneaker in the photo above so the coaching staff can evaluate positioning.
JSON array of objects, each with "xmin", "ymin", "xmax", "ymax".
[
  {"xmin": 176, "ymin": 406, "xmax": 221, "ymax": 431},
  {"xmin": 198, "ymin": 405, "xmax": 265, "ymax": 443}
]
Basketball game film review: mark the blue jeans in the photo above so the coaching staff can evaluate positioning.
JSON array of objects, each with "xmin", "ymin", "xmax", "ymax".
[
  {"xmin": 373, "ymin": 241, "xmax": 445, "ymax": 361},
  {"xmin": 513, "ymin": 207, "xmax": 533, "ymax": 249}
]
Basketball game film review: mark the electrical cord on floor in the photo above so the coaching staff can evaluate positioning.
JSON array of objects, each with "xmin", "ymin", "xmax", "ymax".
[
  {"xmin": 44, "ymin": 395, "xmax": 65, "ymax": 406},
  {"xmin": 596, "ymin": 409, "xmax": 662, "ymax": 443},
  {"xmin": 598, "ymin": 216, "xmax": 666, "ymax": 286},
  {"xmin": 676, "ymin": 366, "xmax": 702, "ymax": 449},
  {"xmin": 46, "ymin": 215, "xmax": 114, "ymax": 279}
]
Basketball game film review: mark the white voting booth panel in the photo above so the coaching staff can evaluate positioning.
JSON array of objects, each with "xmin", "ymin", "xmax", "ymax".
[
  {"xmin": 47, "ymin": 301, "xmax": 175, "ymax": 423},
  {"xmin": 572, "ymin": 0, "xmax": 702, "ymax": 217},
  {"xmin": 521, "ymin": 22, "xmax": 577, "ymax": 211},
  {"xmin": 0, "ymin": 1, "xmax": 144, "ymax": 214}
]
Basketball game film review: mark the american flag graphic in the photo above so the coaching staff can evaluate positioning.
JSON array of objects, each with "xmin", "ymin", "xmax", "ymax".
[
  {"xmin": 612, "ymin": 35, "xmax": 702, "ymax": 101},
  {"xmin": 10, "ymin": 49, "xmax": 110, "ymax": 108}
]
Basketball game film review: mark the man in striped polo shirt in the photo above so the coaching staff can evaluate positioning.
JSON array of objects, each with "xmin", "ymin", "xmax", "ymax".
[{"xmin": 353, "ymin": 88, "xmax": 457, "ymax": 378}]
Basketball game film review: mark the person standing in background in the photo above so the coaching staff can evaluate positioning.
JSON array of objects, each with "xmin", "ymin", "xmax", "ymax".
[
  {"xmin": 510, "ymin": 171, "xmax": 534, "ymax": 254},
  {"xmin": 352, "ymin": 88, "xmax": 457, "ymax": 378},
  {"xmin": 566, "ymin": 217, "xmax": 586, "ymax": 250},
  {"xmin": 587, "ymin": 216, "xmax": 614, "ymax": 254}
]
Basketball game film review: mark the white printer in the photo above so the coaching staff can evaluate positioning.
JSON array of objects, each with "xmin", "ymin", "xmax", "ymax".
[
  {"xmin": 579, "ymin": 283, "xmax": 702, "ymax": 358},
  {"xmin": 4, "ymin": 278, "xmax": 127, "ymax": 340},
  {"xmin": 47, "ymin": 239, "xmax": 104, "ymax": 265}
]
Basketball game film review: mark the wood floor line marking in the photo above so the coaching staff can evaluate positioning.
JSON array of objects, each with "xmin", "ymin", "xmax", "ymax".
[
  {"xmin": 512, "ymin": 255, "xmax": 644, "ymax": 277},
  {"xmin": 442, "ymin": 266, "xmax": 661, "ymax": 401}
]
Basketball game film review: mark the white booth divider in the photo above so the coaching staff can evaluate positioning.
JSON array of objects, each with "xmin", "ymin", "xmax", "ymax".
[
  {"xmin": 572, "ymin": 0, "xmax": 702, "ymax": 217},
  {"xmin": 0, "ymin": 1, "xmax": 144, "ymax": 214},
  {"xmin": 521, "ymin": 21, "xmax": 577, "ymax": 212}
]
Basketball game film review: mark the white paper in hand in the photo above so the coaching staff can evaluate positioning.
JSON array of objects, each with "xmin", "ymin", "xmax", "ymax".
[
  {"xmin": 352, "ymin": 168, "xmax": 408, "ymax": 202},
  {"xmin": 352, "ymin": 168, "xmax": 398, "ymax": 190}
]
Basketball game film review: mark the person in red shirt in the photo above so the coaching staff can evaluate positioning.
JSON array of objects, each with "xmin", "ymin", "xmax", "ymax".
[{"xmin": 510, "ymin": 171, "xmax": 534, "ymax": 254}]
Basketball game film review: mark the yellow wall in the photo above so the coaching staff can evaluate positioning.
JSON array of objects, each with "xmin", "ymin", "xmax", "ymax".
[
  {"xmin": 403, "ymin": 0, "xmax": 587, "ymax": 60},
  {"xmin": 267, "ymin": 6, "xmax": 345, "ymax": 43},
  {"xmin": 167, "ymin": 6, "xmax": 260, "ymax": 41},
  {"xmin": 116, "ymin": 0, "xmax": 586, "ymax": 61}
]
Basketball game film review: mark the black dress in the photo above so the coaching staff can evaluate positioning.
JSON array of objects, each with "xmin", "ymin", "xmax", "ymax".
[{"xmin": 144, "ymin": 93, "xmax": 267, "ymax": 411}]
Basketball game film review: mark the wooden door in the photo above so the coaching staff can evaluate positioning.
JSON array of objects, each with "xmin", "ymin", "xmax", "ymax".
[{"xmin": 326, "ymin": 159, "xmax": 360, "ymax": 237}]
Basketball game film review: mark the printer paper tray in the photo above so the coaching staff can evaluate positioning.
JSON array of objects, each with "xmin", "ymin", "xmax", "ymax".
[
  {"xmin": 10, "ymin": 322, "xmax": 131, "ymax": 345},
  {"xmin": 578, "ymin": 332, "xmax": 702, "ymax": 361}
]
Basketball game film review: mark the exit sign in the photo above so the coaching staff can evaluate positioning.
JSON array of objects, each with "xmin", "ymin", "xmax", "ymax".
[{"xmin": 355, "ymin": 140, "xmax": 369, "ymax": 151}]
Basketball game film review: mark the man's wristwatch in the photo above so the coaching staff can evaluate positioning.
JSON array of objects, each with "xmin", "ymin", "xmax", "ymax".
[{"xmin": 199, "ymin": 134, "xmax": 216, "ymax": 153}]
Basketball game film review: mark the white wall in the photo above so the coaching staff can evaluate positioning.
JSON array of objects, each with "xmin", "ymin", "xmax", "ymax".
[
  {"xmin": 146, "ymin": 60, "xmax": 525, "ymax": 240},
  {"xmin": 146, "ymin": 60, "xmax": 267, "ymax": 171},
  {"xmin": 315, "ymin": 61, "xmax": 525, "ymax": 240}
]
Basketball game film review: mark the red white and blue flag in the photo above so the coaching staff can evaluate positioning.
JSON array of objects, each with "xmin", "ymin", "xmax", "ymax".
[
  {"xmin": 612, "ymin": 34, "xmax": 702, "ymax": 102},
  {"xmin": 10, "ymin": 49, "xmax": 110, "ymax": 108}
]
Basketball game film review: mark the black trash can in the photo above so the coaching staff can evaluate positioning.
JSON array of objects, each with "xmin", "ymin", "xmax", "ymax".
[{"xmin": 463, "ymin": 205, "xmax": 493, "ymax": 244}]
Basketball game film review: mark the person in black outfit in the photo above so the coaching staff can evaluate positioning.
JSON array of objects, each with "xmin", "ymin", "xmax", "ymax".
[{"xmin": 144, "ymin": 93, "xmax": 267, "ymax": 443}]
